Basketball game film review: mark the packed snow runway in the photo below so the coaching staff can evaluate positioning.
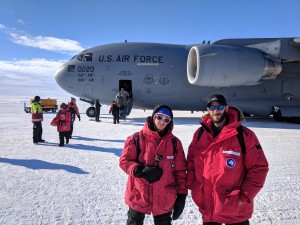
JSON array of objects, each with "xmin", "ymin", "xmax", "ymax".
[{"xmin": 0, "ymin": 97, "xmax": 300, "ymax": 225}]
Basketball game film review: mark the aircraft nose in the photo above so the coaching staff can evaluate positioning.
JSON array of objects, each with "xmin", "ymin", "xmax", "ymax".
[{"xmin": 55, "ymin": 64, "xmax": 67, "ymax": 89}]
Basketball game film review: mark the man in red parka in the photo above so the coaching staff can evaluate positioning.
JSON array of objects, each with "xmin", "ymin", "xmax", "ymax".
[
  {"xmin": 187, "ymin": 94, "xmax": 269, "ymax": 225},
  {"xmin": 120, "ymin": 105, "xmax": 188, "ymax": 225}
]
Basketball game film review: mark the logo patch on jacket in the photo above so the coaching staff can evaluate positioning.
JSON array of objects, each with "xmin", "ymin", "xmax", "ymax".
[
  {"xmin": 223, "ymin": 150, "xmax": 240, "ymax": 156},
  {"xmin": 226, "ymin": 158, "xmax": 236, "ymax": 168}
]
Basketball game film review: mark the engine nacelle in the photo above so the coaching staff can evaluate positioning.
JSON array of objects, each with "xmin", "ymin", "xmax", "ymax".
[{"xmin": 187, "ymin": 45, "xmax": 282, "ymax": 87}]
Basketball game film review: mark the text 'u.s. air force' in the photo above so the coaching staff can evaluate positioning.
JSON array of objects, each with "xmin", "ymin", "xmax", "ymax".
[{"xmin": 99, "ymin": 55, "xmax": 164, "ymax": 63}]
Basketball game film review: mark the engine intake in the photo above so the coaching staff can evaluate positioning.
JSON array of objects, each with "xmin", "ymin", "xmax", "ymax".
[{"xmin": 187, "ymin": 45, "xmax": 282, "ymax": 87}]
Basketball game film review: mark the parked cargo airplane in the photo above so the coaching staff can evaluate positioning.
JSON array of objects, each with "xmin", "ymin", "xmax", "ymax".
[{"xmin": 55, "ymin": 37, "xmax": 300, "ymax": 122}]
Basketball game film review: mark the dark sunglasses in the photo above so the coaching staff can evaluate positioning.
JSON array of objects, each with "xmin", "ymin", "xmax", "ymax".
[
  {"xmin": 208, "ymin": 105, "xmax": 225, "ymax": 111},
  {"xmin": 155, "ymin": 115, "xmax": 171, "ymax": 123}
]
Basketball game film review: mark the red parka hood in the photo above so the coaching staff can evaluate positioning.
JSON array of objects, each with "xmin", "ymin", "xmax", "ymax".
[
  {"xmin": 201, "ymin": 106, "xmax": 245, "ymax": 131},
  {"xmin": 144, "ymin": 116, "xmax": 174, "ymax": 138}
]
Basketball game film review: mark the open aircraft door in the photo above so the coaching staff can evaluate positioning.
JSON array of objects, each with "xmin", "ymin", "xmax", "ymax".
[
  {"xmin": 119, "ymin": 80, "xmax": 132, "ymax": 98},
  {"xmin": 118, "ymin": 80, "xmax": 133, "ymax": 117}
]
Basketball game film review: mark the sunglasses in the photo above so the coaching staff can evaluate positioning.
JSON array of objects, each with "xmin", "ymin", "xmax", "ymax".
[
  {"xmin": 208, "ymin": 105, "xmax": 225, "ymax": 111},
  {"xmin": 155, "ymin": 115, "xmax": 171, "ymax": 123}
]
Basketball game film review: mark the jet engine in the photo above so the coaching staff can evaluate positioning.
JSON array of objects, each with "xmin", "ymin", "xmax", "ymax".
[{"xmin": 187, "ymin": 45, "xmax": 282, "ymax": 87}]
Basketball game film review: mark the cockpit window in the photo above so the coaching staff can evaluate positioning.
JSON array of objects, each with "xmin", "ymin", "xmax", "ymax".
[
  {"xmin": 77, "ymin": 54, "xmax": 84, "ymax": 61},
  {"xmin": 83, "ymin": 53, "xmax": 93, "ymax": 61},
  {"xmin": 77, "ymin": 53, "xmax": 93, "ymax": 61}
]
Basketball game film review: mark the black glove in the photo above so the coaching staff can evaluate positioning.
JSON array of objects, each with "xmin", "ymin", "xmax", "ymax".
[
  {"xmin": 142, "ymin": 166, "xmax": 163, "ymax": 183},
  {"xmin": 172, "ymin": 193, "xmax": 187, "ymax": 220},
  {"xmin": 77, "ymin": 114, "xmax": 81, "ymax": 121},
  {"xmin": 133, "ymin": 165, "xmax": 163, "ymax": 184},
  {"xmin": 133, "ymin": 165, "xmax": 144, "ymax": 178}
]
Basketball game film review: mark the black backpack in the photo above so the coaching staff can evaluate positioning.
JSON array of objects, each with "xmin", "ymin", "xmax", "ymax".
[
  {"xmin": 133, "ymin": 132, "xmax": 177, "ymax": 163},
  {"xmin": 197, "ymin": 125, "xmax": 246, "ymax": 154},
  {"xmin": 69, "ymin": 107, "xmax": 76, "ymax": 122}
]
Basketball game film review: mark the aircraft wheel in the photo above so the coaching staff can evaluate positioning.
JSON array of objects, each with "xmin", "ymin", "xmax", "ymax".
[{"xmin": 86, "ymin": 107, "xmax": 96, "ymax": 117}]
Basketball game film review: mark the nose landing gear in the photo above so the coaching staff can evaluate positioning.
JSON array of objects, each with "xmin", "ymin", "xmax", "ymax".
[{"xmin": 86, "ymin": 107, "xmax": 96, "ymax": 118}]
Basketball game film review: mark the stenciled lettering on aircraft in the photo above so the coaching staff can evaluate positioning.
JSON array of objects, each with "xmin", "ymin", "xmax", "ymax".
[
  {"xmin": 76, "ymin": 66, "xmax": 95, "ymax": 82},
  {"xmin": 77, "ymin": 74, "xmax": 94, "ymax": 82},
  {"xmin": 159, "ymin": 74, "xmax": 169, "ymax": 85},
  {"xmin": 77, "ymin": 67, "xmax": 94, "ymax": 82},
  {"xmin": 99, "ymin": 55, "xmax": 164, "ymax": 64},
  {"xmin": 118, "ymin": 70, "xmax": 132, "ymax": 76},
  {"xmin": 143, "ymin": 74, "xmax": 154, "ymax": 85},
  {"xmin": 78, "ymin": 66, "xmax": 94, "ymax": 72}
]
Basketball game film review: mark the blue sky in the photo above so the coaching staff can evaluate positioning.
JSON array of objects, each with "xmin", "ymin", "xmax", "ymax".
[{"xmin": 0, "ymin": 0, "xmax": 299, "ymax": 97}]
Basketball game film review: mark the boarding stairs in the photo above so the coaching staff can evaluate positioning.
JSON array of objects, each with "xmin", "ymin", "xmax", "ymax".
[{"xmin": 119, "ymin": 98, "xmax": 133, "ymax": 120}]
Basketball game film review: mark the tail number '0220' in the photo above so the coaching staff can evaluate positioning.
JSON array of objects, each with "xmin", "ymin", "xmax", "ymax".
[{"xmin": 78, "ymin": 66, "xmax": 94, "ymax": 73}]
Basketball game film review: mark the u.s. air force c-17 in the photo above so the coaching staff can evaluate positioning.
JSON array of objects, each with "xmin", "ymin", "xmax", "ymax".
[{"xmin": 55, "ymin": 37, "xmax": 300, "ymax": 122}]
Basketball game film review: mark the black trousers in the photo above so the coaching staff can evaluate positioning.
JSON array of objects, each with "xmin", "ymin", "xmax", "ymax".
[
  {"xmin": 127, "ymin": 207, "xmax": 172, "ymax": 225},
  {"xmin": 59, "ymin": 132, "xmax": 69, "ymax": 145},
  {"xmin": 203, "ymin": 220, "xmax": 249, "ymax": 225},
  {"xmin": 69, "ymin": 123, "xmax": 74, "ymax": 137},
  {"xmin": 33, "ymin": 122, "xmax": 43, "ymax": 143},
  {"xmin": 113, "ymin": 113, "xmax": 119, "ymax": 124},
  {"xmin": 95, "ymin": 110, "xmax": 100, "ymax": 121}
]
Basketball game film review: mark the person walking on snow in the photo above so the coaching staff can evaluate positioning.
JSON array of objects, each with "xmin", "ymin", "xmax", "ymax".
[
  {"xmin": 67, "ymin": 97, "xmax": 80, "ymax": 138},
  {"xmin": 120, "ymin": 105, "xmax": 188, "ymax": 225},
  {"xmin": 109, "ymin": 100, "xmax": 120, "ymax": 124},
  {"xmin": 56, "ymin": 103, "xmax": 71, "ymax": 147}
]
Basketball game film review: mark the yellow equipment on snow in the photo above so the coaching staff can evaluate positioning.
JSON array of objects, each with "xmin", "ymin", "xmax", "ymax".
[{"xmin": 24, "ymin": 98, "xmax": 58, "ymax": 113}]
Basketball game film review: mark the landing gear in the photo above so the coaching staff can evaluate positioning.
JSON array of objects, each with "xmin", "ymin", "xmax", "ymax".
[{"xmin": 86, "ymin": 107, "xmax": 95, "ymax": 118}]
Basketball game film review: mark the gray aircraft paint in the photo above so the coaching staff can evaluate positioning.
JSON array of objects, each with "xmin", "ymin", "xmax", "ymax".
[{"xmin": 55, "ymin": 38, "xmax": 300, "ymax": 119}]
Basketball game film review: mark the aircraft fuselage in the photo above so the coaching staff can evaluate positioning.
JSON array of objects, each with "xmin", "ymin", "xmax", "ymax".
[{"xmin": 55, "ymin": 39, "xmax": 300, "ymax": 118}]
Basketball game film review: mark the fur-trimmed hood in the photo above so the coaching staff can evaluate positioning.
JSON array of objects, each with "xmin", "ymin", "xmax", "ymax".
[{"xmin": 201, "ymin": 106, "xmax": 246, "ymax": 124}]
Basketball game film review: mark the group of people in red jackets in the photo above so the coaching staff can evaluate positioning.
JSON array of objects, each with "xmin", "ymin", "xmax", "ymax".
[{"xmin": 31, "ymin": 96, "xmax": 80, "ymax": 147}]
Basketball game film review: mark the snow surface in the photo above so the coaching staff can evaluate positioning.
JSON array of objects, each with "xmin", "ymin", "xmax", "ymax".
[{"xmin": 1, "ymin": 97, "xmax": 300, "ymax": 225}]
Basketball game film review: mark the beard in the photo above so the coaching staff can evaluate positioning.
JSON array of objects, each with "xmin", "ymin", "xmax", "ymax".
[{"xmin": 211, "ymin": 111, "xmax": 227, "ymax": 124}]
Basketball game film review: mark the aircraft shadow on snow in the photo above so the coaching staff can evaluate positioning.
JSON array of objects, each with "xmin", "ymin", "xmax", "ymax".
[
  {"xmin": 126, "ymin": 116, "xmax": 300, "ymax": 129},
  {"xmin": 0, "ymin": 157, "xmax": 89, "ymax": 174}
]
